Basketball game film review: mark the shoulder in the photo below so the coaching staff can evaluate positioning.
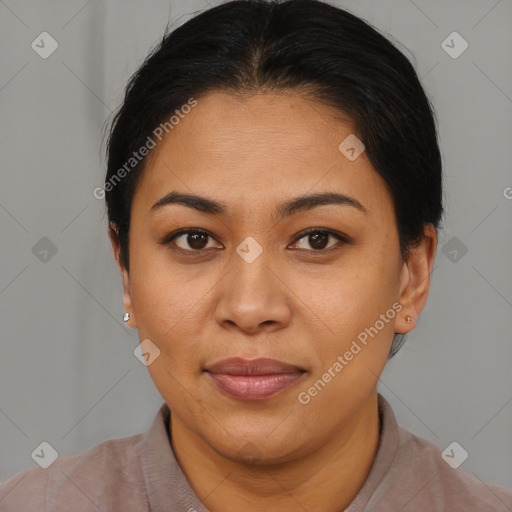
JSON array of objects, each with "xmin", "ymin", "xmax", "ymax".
[
  {"xmin": 0, "ymin": 433, "xmax": 148, "ymax": 511},
  {"xmin": 382, "ymin": 425, "xmax": 512, "ymax": 511}
]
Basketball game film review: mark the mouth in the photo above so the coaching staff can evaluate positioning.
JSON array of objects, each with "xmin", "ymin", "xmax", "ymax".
[{"xmin": 203, "ymin": 357, "xmax": 307, "ymax": 401}]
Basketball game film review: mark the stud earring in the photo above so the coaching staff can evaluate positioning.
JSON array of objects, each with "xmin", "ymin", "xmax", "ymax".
[
  {"xmin": 123, "ymin": 312, "xmax": 130, "ymax": 322},
  {"xmin": 406, "ymin": 315, "xmax": 412, "ymax": 324}
]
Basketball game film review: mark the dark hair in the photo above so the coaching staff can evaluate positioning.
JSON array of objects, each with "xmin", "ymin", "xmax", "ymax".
[{"xmin": 104, "ymin": 0, "xmax": 443, "ymax": 357}]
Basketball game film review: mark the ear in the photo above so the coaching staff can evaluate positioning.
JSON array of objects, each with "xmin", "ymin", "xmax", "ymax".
[
  {"xmin": 395, "ymin": 224, "xmax": 437, "ymax": 334},
  {"xmin": 109, "ymin": 223, "xmax": 137, "ymax": 329}
]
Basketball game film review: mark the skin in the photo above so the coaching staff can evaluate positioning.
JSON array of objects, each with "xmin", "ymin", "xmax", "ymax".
[{"xmin": 110, "ymin": 91, "xmax": 437, "ymax": 512}]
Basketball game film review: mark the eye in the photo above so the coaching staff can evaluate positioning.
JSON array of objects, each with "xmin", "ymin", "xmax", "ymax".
[
  {"xmin": 160, "ymin": 227, "xmax": 350, "ymax": 255},
  {"xmin": 161, "ymin": 229, "xmax": 222, "ymax": 252},
  {"xmin": 290, "ymin": 228, "xmax": 349, "ymax": 252}
]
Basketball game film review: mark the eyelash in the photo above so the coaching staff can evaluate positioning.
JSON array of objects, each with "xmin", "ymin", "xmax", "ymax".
[{"xmin": 160, "ymin": 228, "xmax": 350, "ymax": 255}]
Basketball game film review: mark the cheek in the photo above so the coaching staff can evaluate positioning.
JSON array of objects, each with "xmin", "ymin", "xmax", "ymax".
[
  {"xmin": 128, "ymin": 242, "xmax": 209, "ymax": 355},
  {"xmin": 130, "ymin": 262, "xmax": 206, "ymax": 409},
  {"xmin": 305, "ymin": 252, "xmax": 399, "ymax": 342},
  {"xmin": 294, "ymin": 264, "xmax": 397, "ymax": 419}
]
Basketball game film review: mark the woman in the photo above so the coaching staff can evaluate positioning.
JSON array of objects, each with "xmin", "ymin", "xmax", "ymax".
[{"xmin": 1, "ymin": 0, "xmax": 511, "ymax": 510}]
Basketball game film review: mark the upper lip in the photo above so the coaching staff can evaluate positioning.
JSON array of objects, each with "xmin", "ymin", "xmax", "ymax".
[{"xmin": 204, "ymin": 357, "xmax": 305, "ymax": 376}]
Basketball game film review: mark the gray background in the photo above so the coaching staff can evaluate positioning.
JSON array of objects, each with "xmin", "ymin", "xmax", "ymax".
[{"xmin": 1, "ymin": 0, "xmax": 511, "ymax": 491}]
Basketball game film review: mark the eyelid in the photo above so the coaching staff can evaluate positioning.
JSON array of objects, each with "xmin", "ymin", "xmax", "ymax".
[
  {"xmin": 291, "ymin": 227, "xmax": 351, "ymax": 246},
  {"xmin": 159, "ymin": 228, "xmax": 218, "ymax": 248}
]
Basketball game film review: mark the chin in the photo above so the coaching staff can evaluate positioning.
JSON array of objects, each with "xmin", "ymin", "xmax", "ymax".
[
  {"xmin": 202, "ymin": 422, "xmax": 305, "ymax": 466},
  {"xmin": 219, "ymin": 439, "xmax": 298, "ymax": 466}
]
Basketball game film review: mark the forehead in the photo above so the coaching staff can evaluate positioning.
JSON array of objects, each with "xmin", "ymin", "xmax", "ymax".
[{"xmin": 132, "ymin": 91, "xmax": 394, "ymax": 220}]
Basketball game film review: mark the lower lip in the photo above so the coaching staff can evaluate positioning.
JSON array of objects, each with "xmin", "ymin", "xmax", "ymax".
[{"xmin": 206, "ymin": 372, "xmax": 304, "ymax": 400}]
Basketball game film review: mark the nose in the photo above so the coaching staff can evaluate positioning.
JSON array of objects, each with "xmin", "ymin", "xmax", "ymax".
[{"xmin": 213, "ymin": 242, "xmax": 292, "ymax": 335}]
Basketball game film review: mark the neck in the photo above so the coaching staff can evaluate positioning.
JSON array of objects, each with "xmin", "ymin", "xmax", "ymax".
[{"xmin": 170, "ymin": 392, "xmax": 381, "ymax": 512}]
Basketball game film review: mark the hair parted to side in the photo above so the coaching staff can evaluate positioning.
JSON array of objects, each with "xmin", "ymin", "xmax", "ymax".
[{"xmin": 104, "ymin": 0, "xmax": 443, "ymax": 358}]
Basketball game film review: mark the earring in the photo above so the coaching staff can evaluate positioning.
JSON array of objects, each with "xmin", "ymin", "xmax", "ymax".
[
  {"xmin": 123, "ymin": 312, "xmax": 130, "ymax": 322},
  {"xmin": 406, "ymin": 315, "xmax": 412, "ymax": 324}
]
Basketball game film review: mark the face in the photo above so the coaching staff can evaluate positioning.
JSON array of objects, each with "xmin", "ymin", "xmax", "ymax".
[{"xmin": 111, "ymin": 91, "xmax": 434, "ymax": 463}]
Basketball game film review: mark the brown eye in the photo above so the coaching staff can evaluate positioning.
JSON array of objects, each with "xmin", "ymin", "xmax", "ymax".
[
  {"xmin": 162, "ymin": 229, "xmax": 222, "ymax": 252},
  {"xmin": 306, "ymin": 231, "xmax": 330, "ymax": 250},
  {"xmin": 179, "ymin": 231, "xmax": 209, "ymax": 250},
  {"xmin": 291, "ymin": 229, "xmax": 349, "ymax": 252}
]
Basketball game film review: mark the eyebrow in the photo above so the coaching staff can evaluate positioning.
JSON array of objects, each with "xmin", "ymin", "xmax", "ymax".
[{"xmin": 150, "ymin": 190, "xmax": 368, "ymax": 220}]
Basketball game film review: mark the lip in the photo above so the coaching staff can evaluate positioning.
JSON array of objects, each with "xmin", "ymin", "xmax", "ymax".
[{"xmin": 204, "ymin": 357, "xmax": 306, "ymax": 401}]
